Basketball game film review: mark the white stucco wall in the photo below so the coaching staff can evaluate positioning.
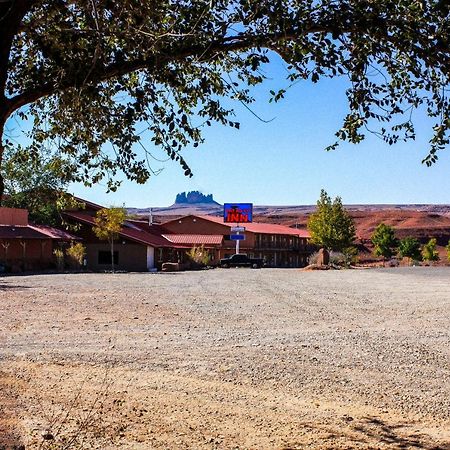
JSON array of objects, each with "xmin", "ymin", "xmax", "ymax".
[{"xmin": 146, "ymin": 246, "xmax": 155, "ymax": 270}]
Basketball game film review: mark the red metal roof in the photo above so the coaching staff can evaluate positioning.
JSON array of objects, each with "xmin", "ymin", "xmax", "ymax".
[
  {"xmin": 182, "ymin": 215, "xmax": 311, "ymax": 238},
  {"xmin": 126, "ymin": 219, "xmax": 171, "ymax": 235},
  {"xmin": 29, "ymin": 225, "xmax": 80, "ymax": 241},
  {"xmin": 163, "ymin": 234, "xmax": 223, "ymax": 246},
  {"xmin": 0, "ymin": 225, "xmax": 50, "ymax": 240},
  {"xmin": 63, "ymin": 211, "xmax": 186, "ymax": 248},
  {"xmin": 0, "ymin": 225, "xmax": 75, "ymax": 241},
  {"xmin": 0, "ymin": 224, "xmax": 80, "ymax": 241}
]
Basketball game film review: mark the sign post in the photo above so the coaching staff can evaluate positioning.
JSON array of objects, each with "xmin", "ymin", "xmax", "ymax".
[
  {"xmin": 224, "ymin": 204, "xmax": 253, "ymax": 255},
  {"xmin": 230, "ymin": 232, "xmax": 245, "ymax": 253}
]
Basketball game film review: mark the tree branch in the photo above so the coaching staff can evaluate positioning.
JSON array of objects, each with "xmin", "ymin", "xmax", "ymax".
[{"xmin": 6, "ymin": 25, "xmax": 330, "ymax": 115}]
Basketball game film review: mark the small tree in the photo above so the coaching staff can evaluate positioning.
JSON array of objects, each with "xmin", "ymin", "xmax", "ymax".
[
  {"xmin": 446, "ymin": 240, "xmax": 450, "ymax": 263},
  {"xmin": 398, "ymin": 237, "xmax": 422, "ymax": 263},
  {"xmin": 422, "ymin": 238, "xmax": 440, "ymax": 264},
  {"xmin": 307, "ymin": 190, "xmax": 356, "ymax": 252},
  {"xmin": 371, "ymin": 223, "xmax": 398, "ymax": 260},
  {"xmin": 186, "ymin": 245, "xmax": 210, "ymax": 267},
  {"xmin": 53, "ymin": 248, "xmax": 65, "ymax": 271},
  {"xmin": 66, "ymin": 242, "xmax": 86, "ymax": 270},
  {"xmin": 93, "ymin": 207, "xmax": 126, "ymax": 273}
]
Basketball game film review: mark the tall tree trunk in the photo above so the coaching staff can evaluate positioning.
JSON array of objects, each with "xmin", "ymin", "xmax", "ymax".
[
  {"xmin": 0, "ymin": 123, "xmax": 5, "ymax": 207},
  {"xmin": 0, "ymin": 1, "xmax": 36, "ymax": 207},
  {"xmin": 0, "ymin": 167, "xmax": 4, "ymax": 207},
  {"xmin": 1, "ymin": 89, "xmax": 9, "ymax": 207},
  {"xmin": 111, "ymin": 238, "xmax": 115, "ymax": 274}
]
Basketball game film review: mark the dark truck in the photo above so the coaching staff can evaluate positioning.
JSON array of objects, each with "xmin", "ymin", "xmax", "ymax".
[{"xmin": 219, "ymin": 253, "xmax": 264, "ymax": 268}]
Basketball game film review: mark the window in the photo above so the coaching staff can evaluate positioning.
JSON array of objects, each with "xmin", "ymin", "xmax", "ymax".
[{"xmin": 98, "ymin": 251, "xmax": 118, "ymax": 265}]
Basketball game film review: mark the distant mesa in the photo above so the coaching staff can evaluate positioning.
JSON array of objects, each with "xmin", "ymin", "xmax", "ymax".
[{"xmin": 175, "ymin": 191, "xmax": 219, "ymax": 205}]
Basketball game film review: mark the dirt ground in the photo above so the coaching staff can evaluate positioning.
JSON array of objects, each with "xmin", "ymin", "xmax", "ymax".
[{"xmin": 1, "ymin": 267, "xmax": 450, "ymax": 449}]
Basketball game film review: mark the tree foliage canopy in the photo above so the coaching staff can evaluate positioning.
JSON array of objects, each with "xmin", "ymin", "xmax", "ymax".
[
  {"xmin": 2, "ymin": 144, "xmax": 76, "ymax": 225},
  {"xmin": 371, "ymin": 222, "xmax": 398, "ymax": 259},
  {"xmin": 93, "ymin": 207, "xmax": 126, "ymax": 243},
  {"xmin": 398, "ymin": 236, "xmax": 422, "ymax": 261},
  {"xmin": 307, "ymin": 189, "xmax": 355, "ymax": 251},
  {"xmin": 1, "ymin": 0, "xmax": 450, "ymax": 195},
  {"xmin": 421, "ymin": 237, "xmax": 440, "ymax": 262}
]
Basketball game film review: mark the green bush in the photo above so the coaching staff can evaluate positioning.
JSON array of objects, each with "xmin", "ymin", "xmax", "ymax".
[
  {"xmin": 371, "ymin": 223, "xmax": 398, "ymax": 260},
  {"xmin": 422, "ymin": 238, "xmax": 439, "ymax": 263},
  {"xmin": 66, "ymin": 242, "xmax": 86, "ymax": 269},
  {"xmin": 186, "ymin": 245, "xmax": 211, "ymax": 267},
  {"xmin": 398, "ymin": 237, "xmax": 421, "ymax": 262}
]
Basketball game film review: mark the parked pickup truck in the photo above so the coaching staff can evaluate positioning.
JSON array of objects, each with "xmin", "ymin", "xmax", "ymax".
[{"xmin": 219, "ymin": 254, "xmax": 264, "ymax": 268}]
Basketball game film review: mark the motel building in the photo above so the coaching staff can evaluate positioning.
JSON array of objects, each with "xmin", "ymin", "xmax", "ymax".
[
  {"xmin": 1, "ymin": 200, "xmax": 311, "ymax": 273},
  {"xmin": 162, "ymin": 215, "xmax": 311, "ymax": 268},
  {"xmin": 63, "ymin": 200, "xmax": 311, "ymax": 270}
]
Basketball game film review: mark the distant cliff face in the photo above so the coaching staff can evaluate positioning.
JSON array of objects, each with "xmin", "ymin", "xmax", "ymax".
[{"xmin": 175, "ymin": 191, "xmax": 218, "ymax": 205}]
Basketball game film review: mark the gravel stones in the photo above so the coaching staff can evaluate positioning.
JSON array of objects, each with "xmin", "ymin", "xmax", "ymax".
[{"xmin": 1, "ymin": 267, "xmax": 450, "ymax": 448}]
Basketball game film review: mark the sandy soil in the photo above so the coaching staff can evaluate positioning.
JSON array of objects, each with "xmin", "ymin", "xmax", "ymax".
[{"xmin": 1, "ymin": 267, "xmax": 450, "ymax": 449}]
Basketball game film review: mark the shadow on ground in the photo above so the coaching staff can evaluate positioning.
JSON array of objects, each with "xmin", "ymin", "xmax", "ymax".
[
  {"xmin": 352, "ymin": 416, "xmax": 450, "ymax": 449},
  {"xmin": 0, "ymin": 283, "xmax": 30, "ymax": 291},
  {"xmin": 284, "ymin": 415, "xmax": 450, "ymax": 450}
]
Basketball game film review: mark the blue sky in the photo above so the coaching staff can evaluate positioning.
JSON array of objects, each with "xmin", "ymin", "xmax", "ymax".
[{"xmin": 11, "ymin": 56, "xmax": 450, "ymax": 208}]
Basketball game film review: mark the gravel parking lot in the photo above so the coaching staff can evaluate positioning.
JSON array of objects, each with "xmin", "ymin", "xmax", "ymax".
[{"xmin": 1, "ymin": 267, "xmax": 450, "ymax": 449}]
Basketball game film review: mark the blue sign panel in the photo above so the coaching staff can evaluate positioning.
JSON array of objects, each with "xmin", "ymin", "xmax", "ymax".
[
  {"xmin": 224, "ymin": 203, "xmax": 253, "ymax": 223},
  {"xmin": 230, "ymin": 234, "xmax": 245, "ymax": 240}
]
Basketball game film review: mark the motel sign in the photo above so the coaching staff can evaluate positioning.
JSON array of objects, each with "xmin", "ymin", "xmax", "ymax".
[{"xmin": 223, "ymin": 203, "xmax": 253, "ymax": 223}]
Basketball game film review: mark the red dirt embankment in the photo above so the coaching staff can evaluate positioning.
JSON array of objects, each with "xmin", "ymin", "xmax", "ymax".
[{"xmin": 257, "ymin": 209, "xmax": 450, "ymax": 260}]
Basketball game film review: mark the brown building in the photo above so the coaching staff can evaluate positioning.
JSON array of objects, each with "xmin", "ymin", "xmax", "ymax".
[
  {"xmin": 63, "ymin": 200, "xmax": 311, "ymax": 271},
  {"xmin": 1, "ymin": 200, "xmax": 312, "ymax": 272},
  {"xmin": 162, "ymin": 215, "xmax": 311, "ymax": 267},
  {"xmin": 0, "ymin": 207, "xmax": 78, "ymax": 272},
  {"xmin": 63, "ymin": 202, "xmax": 189, "ymax": 271}
]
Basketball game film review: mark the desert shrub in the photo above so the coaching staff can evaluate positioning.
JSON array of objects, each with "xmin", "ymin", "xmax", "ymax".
[
  {"xmin": 186, "ymin": 245, "xmax": 211, "ymax": 267},
  {"xmin": 308, "ymin": 249, "xmax": 356, "ymax": 267},
  {"xmin": 307, "ymin": 251, "xmax": 320, "ymax": 265},
  {"xmin": 66, "ymin": 242, "xmax": 86, "ymax": 269},
  {"xmin": 53, "ymin": 248, "xmax": 64, "ymax": 271},
  {"xmin": 342, "ymin": 246, "xmax": 358, "ymax": 267},
  {"xmin": 329, "ymin": 251, "xmax": 345, "ymax": 266},
  {"xmin": 30, "ymin": 366, "xmax": 118, "ymax": 449}
]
